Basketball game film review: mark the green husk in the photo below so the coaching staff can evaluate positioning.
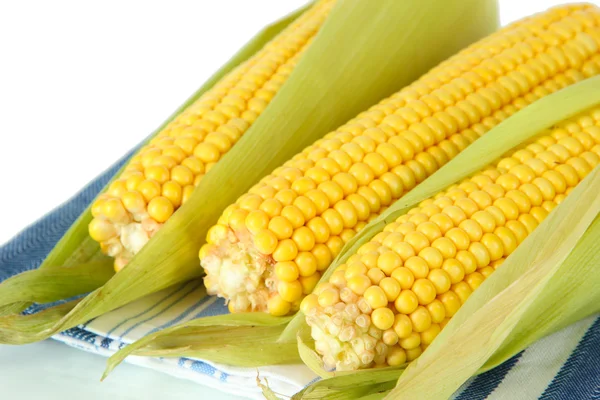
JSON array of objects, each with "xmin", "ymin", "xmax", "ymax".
[
  {"xmin": 0, "ymin": 0, "xmax": 499, "ymax": 345},
  {"xmin": 259, "ymin": 378, "xmax": 284, "ymax": 400},
  {"xmin": 102, "ymin": 313, "xmax": 295, "ymax": 379},
  {"xmin": 98, "ymin": 0, "xmax": 499, "ymax": 372},
  {"xmin": 0, "ymin": 261, "xmax": 113, "ymax": 317},
  {"xmin": 387, "ymin": 172, "xmax": 600, "ymax": 400},
  {"xmin": 292, "ymin": 77, "xmax": 600, "ymax": 399},
  {"xmin": 0, "ymin": 3, "xmax": 311, "ymax": 317},
  {"xmin": 282, "ymin": 74, "xmax": 600, "ymax": 344}
]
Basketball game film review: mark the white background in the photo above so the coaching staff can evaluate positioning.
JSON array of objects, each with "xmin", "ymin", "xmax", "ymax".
[
  {"xmin": 2, "ymin": 0, "xmax": 600, "ymax": 245},
  {"xmin": 0, "ymin": 0, "xmax": 599, "ymax": 399}
]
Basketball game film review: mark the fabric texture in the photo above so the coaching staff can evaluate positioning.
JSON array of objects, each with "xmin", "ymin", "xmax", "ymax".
[{"xmin": 0, "ymin": 151, "xmax": 599, "ymax": 400}]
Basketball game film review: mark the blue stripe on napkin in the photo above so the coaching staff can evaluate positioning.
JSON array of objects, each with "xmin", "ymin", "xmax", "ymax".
[
  {"xmin": 1, "ymin": 142, "xmax": 600, "ymax": 399},
  {"xmin": 456, "ymin": 352, "xmax": 524, "ymax": 400},
  {"xmin": 540, "ymin": 317, "xmax": 600, "ymax": 400}
]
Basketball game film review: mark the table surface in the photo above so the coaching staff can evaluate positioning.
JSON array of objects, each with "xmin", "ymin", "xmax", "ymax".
[{"xmin": 0, "ymin": 340, "xmax": 244, "ymax": 400}]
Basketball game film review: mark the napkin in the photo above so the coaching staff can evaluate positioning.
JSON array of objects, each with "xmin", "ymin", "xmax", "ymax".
[{"xmin": 1, "ymin": 148, "xmax": 598, "ymax": 400}]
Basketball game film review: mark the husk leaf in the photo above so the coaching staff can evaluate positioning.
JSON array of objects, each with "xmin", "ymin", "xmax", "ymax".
[
  {"xmin": 0, "ymin": 261, "xmax": 113, "ymax": 317},
  {"xmin": 99, "ymin": 0, "xmax": 499, "ymax": 371},
  {"xmin": 293, "ymin": 77, "xmax": 600, "ymax": 399},
  {"xmin": 0, "ymin": 3, "xmax": 310, "ymax": 316},
  {"xmin": 0, "ymin": 0, "xmax": 499, "ymax": 345},
  {"xmin": 103, "ymin": 313, "xmax": 294, "ymax": 379},
  {"xmin": 387, "ymin": 168, "xmax": 600, "ymax": 399}
]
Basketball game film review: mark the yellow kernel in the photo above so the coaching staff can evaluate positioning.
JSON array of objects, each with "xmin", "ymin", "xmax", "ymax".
[
  {"xmin": 418, "ymin": 247, "xmax": 444, "ymax": 269},
  {"xmin": 412, "ymin": 278, "xmax": 437, "ymax": 305},
  {"xmin": 466, "ymin": 271, "xmax": 486, "ymax": 291},
  {"xmin": 469, "ymin": 190, "xmax": 493, "ymax": 209},
  {"xmin": 428, "ymin": 269, "xmax": 451, "ymax": 294},
  {"xmin": 430, "ymin": 237, "xmax": 457, "ymax": 259},
  {"xmin": 300, "ymin": 273, "xmax": 321, "ymax": 295},
  {"xmin": 391, "ymin": 267, "xmax": 415, "ymax": 290},
  {"xmin": 281, "ymin": 205, "xmax": 305, "ymax": 229},
  {"xmin": 459, "ymin": 220, "xmax": 483, "ymax": 242},
  {"xmin": 88, "ymin": 218, "xmax": 117, "ymax": 242},
  {"xmin": 496, "ymin": 173, "xmax": 521, "ymax": 191},
  {"xmin": 456, "ymin": 250, "xmax": 478, "ymax": 274},
  {"xmin": 399, "ymin": 332, "xmax": 421, "ymax": 350},
  {"xmin": 228, "ymin": 209, "xmax": 249, "ymax": 231},
  {"xmin": 278, "ymin": 280, "xmax": 303, "ymax": 303},
  {"xmin": 254, "ymin": 229, "xmax": 278, "ymax": 255},
  {"xmin": 345, "ymin": 261, "xmax": 368, "ymax": 279},
  {"xmin": 275, "ymin": 261, "xmax": 299, "ymax": 282},
  {"xmin": 404, "ymin": 256, "xmax": 429, "ymax": 279},
  {"xmin": 470, "ymin": 210, "xmax": 496, "ymax": 236},
  {"xmin": 468, "ymin": 242, "xmax": 490, "ymax": 269},
  {"xmin": 347, "ymin": 274, "xmax": 372, "ymax": 295},
  {"xmin": 530, "ymin": 205, "xmax": 549, "ymax": 223},
  {"xmin": 367, "ymin": 268, "xmax": 386, "ymax": 284},
  {"xmin": 300, "ymin": 294, "xmax": 319, "ymax": 314},
  {"xmin": 445, "ymin": 227, "xmax": 470, "ymax": 250},
  {"xmin": 481, "ymin": 232, "xmax": 504, "ymax": 261},
  {"xmin": 392, "ymin": 242, "xmax": 416, "ymax": 261},
  {"xmin": 161, "ymin": 181, "xmax": 183, "ymax": 208},
  {"xmin": 393, "ymin": 314, "xmax": 413, "ymax": 338},
  {"xmin": 207, "ymin": 224, "xmax": 228, "ymax": 244},
  {"xmin": 426, "ymin": 299, "xmax": 446, "ymax": 323},
  {"xmin": 238, "ymin": 194, "xmax": 263, "ymax": 211},
  {"xmin": 171, "ymin": 165, "xmax": 194, "ymax": 186},
  {"xmin": 296, "ymin": 252, "xmax": 318, "ymax": 277},
  {"xmin": 145, "ymin": 165, "xmax": 170, "ymax": 184},
  {"xmin": 260, "ymin": 198, "xmax": 283, "ymax": 218},
  {"xmin": 438, "ymin": 290, "xmax": 461, "ymax": 317},
  {"xmin": 377, "ymin": 251, "xmax": 403, "ymax": 275},
  {"xmin": 408, "ymin": 212, "xmax": 428, "ymax": 225},
  {"xmin": 274, "ymin": 188, "xmax": 297, "ymax": 206},
  {"xmin": 452, "ymin": 281, "xmax": 473, "ymax": 304},
  {"xmin": 268, "ymin": 295, "xmax": 291, "ymax": 316},
  {"xmin": 483, "ymin": 183, "xmax": 505, "ymax": 200},
  {"xmin": 518, "ymin": 213, "xmax": 539, "ymax": 234},
  {"xmin": 395, "ymin": 290, "xmax": 419, "ymax": 314},
  {"xmin": 386, "ymin": 347, "xmax": 407, "ymax": 366},
  {"xmin": 429, "ymin": 214, "xmax": 454, "ymax": 235},
  {"xmin": 194, "ymin": 142, "xmax": 221, "ymax": 163},
  {"xmin": 383, "ymin": 329, "xmax": 399, "ymax": 346},
  {"xmin": 289, "ymin": 226, "xmax": 314, "ymax": 252},
  {"xmin": 364, "ymin": 286, "xmax": 388, "ymax": 309},
  {"xmin": 379, "ymin": 277, "xmax": 402, "ymax": 301},
  {"xmin": 417, "ymin": 221, "xmax": 443, "ymax": 242},
  {"xmin": 313, "ymin": 243, "xmax": 333, "ymax": 270},
  {"xmin": 245, "ymin": 210, "xmax": 269, "ymax": 234},
  {"xmin": 121, "ymin": 191, "xmax": 146, "ymax": 214},
  {"xmin": 404, "ymin": 231, "xmax": 430, "ymax": 253},
  {"xmin": 147, "ymin": 196, "xmax": 174, "ymax": 223},
  {"xmin": 125, "ymin": 172, "xmax": 144, "ymax": 192},
  {"xmin": 138, "ymin": 179, "xmax": 162, "ymax": 202},
  {"xmin": 372, "ymin": 307, "xmax": 395, "ymax": 330},
  {"xmin": 307, "ymin": 217, "xmax": 330, "ymax": 244},
  {"xmin": 273, "ymin": 239, "xmax": 298, "ymax": 262},
  {"xmin": 421, "ymin": 323, "xmax": 441, "ymax": 346},
  {"xmin": 330, "ymin": 270, "xmax": 346, "ymax": 288},
  {"xmin": 410, "ymin": 306, "xmax": 432, "ymax": 333},
  {"xmin": 441, "ymin": 258, "xmax": 465, "ymax": 284},
  {"xmin": 268, "ymin": 216, "xmax": 294, "ymax": 240}
]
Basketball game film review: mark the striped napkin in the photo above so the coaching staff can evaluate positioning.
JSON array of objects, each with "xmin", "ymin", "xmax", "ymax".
[{"xmin": 1, "ymin": 148, "xmax": 599, "ymax": 399}]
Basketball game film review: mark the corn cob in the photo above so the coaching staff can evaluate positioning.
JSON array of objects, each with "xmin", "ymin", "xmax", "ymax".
[
  {"xmin": 200, "ymin": 4, "xmax": 600, "ymax": 316},
  {"xmin": 301, "ymin": 104, "xmax": 600, "ymax": 371},
  {"xmin": 87, "ymin": 0, "xmax": 336, "ymax": 271}
]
